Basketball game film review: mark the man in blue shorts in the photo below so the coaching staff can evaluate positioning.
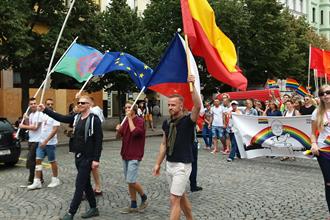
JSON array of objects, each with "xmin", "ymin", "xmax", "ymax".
[{"xmin": 28, "ymin": 98, "xmax": 60, "ymax": 190}]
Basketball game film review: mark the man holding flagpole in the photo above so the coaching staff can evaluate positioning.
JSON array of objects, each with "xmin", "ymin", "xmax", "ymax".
[{"xmin": 152, "ymin": 74, "xmax": 201, "ymax": 220}]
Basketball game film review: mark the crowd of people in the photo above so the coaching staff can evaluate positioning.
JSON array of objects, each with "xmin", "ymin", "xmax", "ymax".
[
  {"xmin": 16, "ymin": 81, "xmax": 330, "ymax": 219},
  {"xmin": 199, "ymin": 89, "xmax": 330, "ymax": 216}
]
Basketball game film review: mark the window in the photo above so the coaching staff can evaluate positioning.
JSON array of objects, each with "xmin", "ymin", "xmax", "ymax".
[
  {"xmin": 293, "ymin": 0, "xmax": 296, "ymax": 10},
  {"xmin": 313, "ymin": 8, "xmax": 315, "ymax": 22},
  {"xmin": 321, "ymin": 10, "xmax": 324, "ymax": 25},
  {"xmin": 300, "ymin": 0, "xmax": 303, "ymax": 12}
]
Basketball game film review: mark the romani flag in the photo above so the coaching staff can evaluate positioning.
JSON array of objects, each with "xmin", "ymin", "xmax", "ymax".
[
  {"xmin": 54, "ymin": 43, "xmax": 103, "ymax": 82},
  {"xmin": 285, "ymin": 78, "xmax": 299, "ymax": 90},
  {"xmin": 180, "ymin": 0, "xmax": 247, "ymax": 90}
]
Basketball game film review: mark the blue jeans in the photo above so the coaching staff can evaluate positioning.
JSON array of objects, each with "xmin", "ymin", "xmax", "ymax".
[
  {"xmin": 202, "ymin": 124, "xmax": 212, "ymax": 147},
  {"xmin": 228, "ymin": 133, "xmax": 240, "ymax": 160}
]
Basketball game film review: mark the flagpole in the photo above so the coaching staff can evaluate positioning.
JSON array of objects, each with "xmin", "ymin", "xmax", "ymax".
[
  {"xmin": 314, "ymin": 69, "xmax": 319, "ymax": 96},
  {"xmin": 120, "ymin": 86, "xmax": 146, "ymax": 126},
  {"xmin": 40, "ymin": 0, "xmax": 76, "ymax": 105},
  {"xmin": 308, "ymin": 44, "xmax": 311, "ymax": 89},
  {"xmin": 184, "ymin": 34, "xmax": 193, "ymax": 92},
  {"xmin": 75, "ymin": 74, "xmax": 94, "ymax": 98},
  {"xmin": 15, "ymin": 37, "xmax": 78, "ymax": 138}
]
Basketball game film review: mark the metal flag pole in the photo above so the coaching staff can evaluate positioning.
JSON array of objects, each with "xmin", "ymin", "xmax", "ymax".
[
  {"xmin": 120, "ymin": 86, "xmax": 146, "ymax": 126},
  {"xmin": 308, "ymin": 44, "xmax": 311, "ymax": 89},
  {"xmin": 16, "ymin": 37, "xmax": 78, "ymax": 138},
  {"xmin": 40, "ymin": 0, "xmax": 76, "ymax": 104}
]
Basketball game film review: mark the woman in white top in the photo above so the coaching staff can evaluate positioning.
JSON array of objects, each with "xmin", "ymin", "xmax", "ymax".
[
  {"xmin": 283, "ymin": 100, "xmax": 300, "ymax": 117},
  {"xmin": 311, "ymin": 85, "xmax": 330, "ymax": 215}
]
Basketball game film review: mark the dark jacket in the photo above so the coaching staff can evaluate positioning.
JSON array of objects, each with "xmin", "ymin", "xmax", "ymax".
[{"xmin": 43, "ymin": 108, "xmax": 103, "ymax": 161}]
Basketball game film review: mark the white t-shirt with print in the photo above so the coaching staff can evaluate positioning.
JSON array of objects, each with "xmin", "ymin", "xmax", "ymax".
[
  {"xmin": 211, "ymin": 105, "xmax": 224, "ymax": 127},
  {"xmin": 28, "ymin": 111, "xmax": 43, "ymax": 142},
  {"xmin": 39, "ymin": 114, "xmax": 60, "ymax": 145},
  {"xmin": 311, "ymin": 109, "xmax": 330, "ymax": 148}
]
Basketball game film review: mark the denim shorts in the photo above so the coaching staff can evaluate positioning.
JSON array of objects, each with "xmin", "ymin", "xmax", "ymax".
[
  {"xmin": 212, "ymin": 126, "xmax": 225, "ymax": 139},
  {"xmin": 123, "ymin": 160, "xmax": 140, "ymax": 183},
  {"xmin": 36, "ymin": 144, "xmax": 56, "ymax": 162}
]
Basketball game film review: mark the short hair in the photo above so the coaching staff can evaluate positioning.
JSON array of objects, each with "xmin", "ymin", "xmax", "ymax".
[
  {"xmin": 125, "ymin": 100, "xmax": 138, "ymax": 114},
  {"xmin": 29, "ymin": 97, "xmax": 36, "ymax": 102},
  {"xmin": 46, "ymin": 98, "xmax": 53, "ymax": 102},
  {"xmin": 283, "ymin": 94, "xmax": 291, "ymax": 98},
  {"xmin": 169, "ymin": 94, "xmax": 184, "ymax": 103},
  {"xmin": 285, "ymin": 100, "xmax": 294, "ymax": 104}
]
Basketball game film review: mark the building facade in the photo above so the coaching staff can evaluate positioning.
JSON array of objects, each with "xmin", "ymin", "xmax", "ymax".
[{"xmin": 279, "ymin": 0, "xmax": 330, "ymax": 39}]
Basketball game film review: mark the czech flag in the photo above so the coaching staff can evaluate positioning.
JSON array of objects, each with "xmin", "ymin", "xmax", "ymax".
[
  {"xmin": 180, "ymin": 0, "xmax": 247, "ymax": 90},
  {"xmin": 285, "ymin": 78, "xmax": 299, "ymax": 90},
  {"xmin": 147, "ymin": 33, "xmax": 202, "ymax": 110}
]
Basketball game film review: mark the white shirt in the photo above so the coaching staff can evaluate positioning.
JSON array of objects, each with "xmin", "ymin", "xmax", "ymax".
[
  {"xmin": 311, "ymin": 109, "xmax": 330, "ymax": 148},
  {"xmin": 39, "ymin": 114, "xmax": 60, "ymax": 145},
  {"xmin": 211, "ymin": 105, "xmax": 224, "ymax": 127},
  {"xmin": 28, "ymin": 111, "xmax": 43, "ymax": 142}
]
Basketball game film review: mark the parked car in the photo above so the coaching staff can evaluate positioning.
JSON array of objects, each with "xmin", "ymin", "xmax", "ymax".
[{"xmin": 0, "ymin": 118, "xmax": 21, "ymax": 166}]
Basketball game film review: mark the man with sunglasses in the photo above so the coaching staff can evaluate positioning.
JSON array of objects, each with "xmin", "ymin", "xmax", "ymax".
[
  {"xmin": 19, "ymin": 97, "xmax": 44, "ymax": 186},
  {"xmin": 39, "ymin": 96, "xmax": 103, "ymax": 220},
  {"xmin": 299, "ymin": 94, "xmax": 316, "ymax": 115}
]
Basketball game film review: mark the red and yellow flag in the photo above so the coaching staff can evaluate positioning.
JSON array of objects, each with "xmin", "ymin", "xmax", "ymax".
[{"xmin": 180, "ymin": 0, "xmax": 247, "ymax": 90}]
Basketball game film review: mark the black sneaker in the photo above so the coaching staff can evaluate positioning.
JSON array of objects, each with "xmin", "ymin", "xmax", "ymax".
[
  {"xmin": 191, "ymin": 186, "xmax": 203, "ymax": 192},
  {"xmin": 81, "ymin": 208, "xmax": 99, "ymax": 218},
  {"xmin": 61, "ymin": 213, "xmax": 73, "ymax": 220}
]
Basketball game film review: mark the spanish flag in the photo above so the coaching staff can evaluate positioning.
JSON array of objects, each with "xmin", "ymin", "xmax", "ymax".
[{"xmin": 180, "ymin": 0, "xmax": 247, "ymax": 91}]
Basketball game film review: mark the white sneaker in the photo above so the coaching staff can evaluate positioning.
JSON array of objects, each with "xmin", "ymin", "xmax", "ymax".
[
  {"xmin": 47, "ymin": 177, "xmax": 60, "ymax": 188},
  {"xmin": 27, "ymin": 179, "xmax": 42, "ymax": 190}
]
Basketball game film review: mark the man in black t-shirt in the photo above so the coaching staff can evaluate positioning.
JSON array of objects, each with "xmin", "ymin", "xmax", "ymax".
[
  {"xmin": 299, "ymin": 95, "xmax": 316, "ymax": 115},
  {"xmin": 152, "ymin": 75, "xmax": 201, "ymax": 220}
]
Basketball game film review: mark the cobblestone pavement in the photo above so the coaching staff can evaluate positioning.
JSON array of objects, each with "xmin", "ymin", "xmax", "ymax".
[{"xmin": 0, "ymin": 137, "xmax": 329, "ymax": 220}]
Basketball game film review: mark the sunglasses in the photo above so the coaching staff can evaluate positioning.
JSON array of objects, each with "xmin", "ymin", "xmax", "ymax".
[
  {"xmin": 77, "ymin": 101, "xmax": 89, "ymax": 105},
  {"xmin": 318, "ymin": 90, "xmax": 330, "ymax": 97}
]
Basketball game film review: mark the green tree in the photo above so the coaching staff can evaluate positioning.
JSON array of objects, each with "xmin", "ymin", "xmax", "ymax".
[
  {"xmin": 89, "ymin": 0, "xmax": 143, "ymax": 119},
  {"xmin": 0, "ymin": 0, "xmax": 101, "ymax": 112}
]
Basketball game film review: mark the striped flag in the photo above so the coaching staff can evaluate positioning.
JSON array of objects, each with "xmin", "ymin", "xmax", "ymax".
[
  {"xmin": 296, "ymin": 85, "xmax": 310, "ymax": 97},
  {"xmin": 266, "ymin": 79, "xmax": 279, "ymax": 89},
  {"xmin": 286, "ymin": 78, "xmax": 299, "ymax": 90}
]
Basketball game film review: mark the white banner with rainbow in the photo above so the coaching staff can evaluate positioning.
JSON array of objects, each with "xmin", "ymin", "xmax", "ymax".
[{"xmin": 232, "ymin": 114, "xmax": 312, "ymax": 159}]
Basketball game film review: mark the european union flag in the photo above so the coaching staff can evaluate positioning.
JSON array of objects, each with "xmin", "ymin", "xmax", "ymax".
[{"xmin": 92, "ymin": 52, "xmax": 153, "ymax": 90}]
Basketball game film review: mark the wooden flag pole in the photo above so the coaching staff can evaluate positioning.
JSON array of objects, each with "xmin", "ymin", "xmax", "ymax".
[
  {"xmin": 184, "ymin": 34, "xmax": 194, "ymax": 92},
  {"xmin": 40, "ymin": 0, "xmax": 76, "ymax": 104}
]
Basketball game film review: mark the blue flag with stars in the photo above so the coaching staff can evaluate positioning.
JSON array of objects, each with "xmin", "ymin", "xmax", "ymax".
[{"xmin": 92, "ymin": 52, "xmax": 153, "ymax": 90}]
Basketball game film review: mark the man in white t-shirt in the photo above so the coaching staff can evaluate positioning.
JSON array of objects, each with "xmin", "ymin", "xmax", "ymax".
[
  {"xmin": 28, "ymin": 98, "xmax": 60, "ymax": 190},
  {"xmin": 19, "ymin": 98, "xmax": 43, "ymax": 185},
  {"xmin": 210, "ymin": 98, "xmax": 226, "ymax": 154}
]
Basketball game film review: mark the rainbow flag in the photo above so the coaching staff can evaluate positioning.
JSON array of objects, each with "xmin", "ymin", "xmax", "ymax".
[
  {"xmin": 296, "ymin": 85, "xmax": 310, "ymax": 97},
  {"xmin": 180, "ymin": 0, "xmax": 247, "ymax": 90},
  {"xmin": 267, "ymin": 79, "xmax": 279, "ymax": 89},
  {"xmin": 286, "ymin": 78, "xmax": 299, "ymax": 90},
  {"xmin": 54, "ymin": 43, "xmax": 103, "ymax": 82}
]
